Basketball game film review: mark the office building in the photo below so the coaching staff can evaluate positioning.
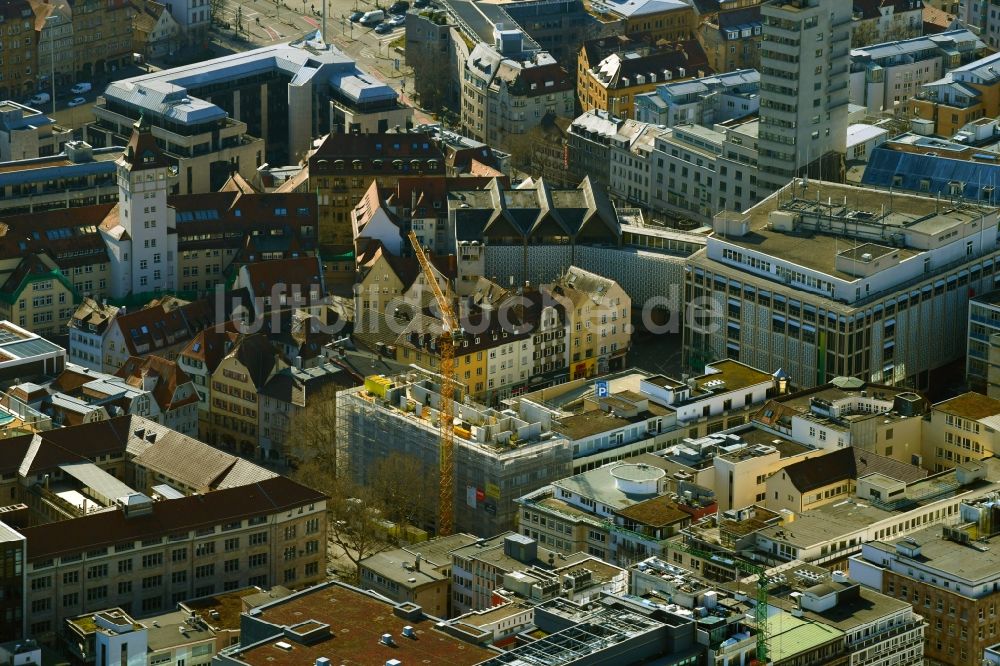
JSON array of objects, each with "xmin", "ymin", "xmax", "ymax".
[
  {"xmin": 969, "ymin": 290, "xmax": 1000, "ymax": 391},
  {"xmin": 87, "ymin": 33, "xmax": 410, "ymax": 193},
  {"xmin": 566, "ymin": 110, "xmax": 625, "ymax": 191},
  {"xmin": 850, "ymin": 495, "xmax": 1000, "ymax": 665},
  {"xmin": 0, "ymin": 320, "xmax": 65, "ymax": 385},
  {"xmin": 685, "ymin": 180, "xmax": 1000, "ymax": 389},
  {"xmin": 336, "ymin": 372, "xmax": 573, "ymax": 536},
  {"xmin": 0, "ymin": 102, "xmax": 72, "ymax": 163},
  {"xmin": 212, "ymin": 581, "xmax": 496, "ymax": 665},
  {"xmin": 0, "ymin": 141, "xmax": 122, "ymax": 217},
  {"xmin": 751, "ymin": 562, "xmax": 924, "ymax": 666},
  {"xmin": 757, "ymin": 0, "xmax": 852, "ymax": 191},
  {"xmin": 849, "ymin": 30, "xmax": 984, "ymax": 116}
]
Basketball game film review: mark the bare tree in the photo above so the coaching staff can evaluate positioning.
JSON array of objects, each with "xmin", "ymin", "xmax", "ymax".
[
  {"xmin": 369, "ymin": 452, "xmax": 436, "ymax": 531},
  {"xmin": 292, "ymin": 460, "xmax": 390, "ymax": 582},
  {"xmin": 285, "ymin": 384, "xmax": 340, "ymax": 474},
  {"xmin": 209, "ymin": 0, "xmax": 226, "ymax": 26}
]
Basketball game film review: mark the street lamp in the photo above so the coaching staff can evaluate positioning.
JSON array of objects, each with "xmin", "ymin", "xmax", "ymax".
[{"xmin": 45, "ymin": 15, "xmax": 57, "ymax": 116}]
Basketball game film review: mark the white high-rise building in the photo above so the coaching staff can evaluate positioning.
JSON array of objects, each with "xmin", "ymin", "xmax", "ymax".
[
  {"xmin": 101, "ymin": 118, "xmax": 179, "ymax": 299},
  {"xmin": 758, "ymin": 0, "xmax": 853, "ymax": 192}
]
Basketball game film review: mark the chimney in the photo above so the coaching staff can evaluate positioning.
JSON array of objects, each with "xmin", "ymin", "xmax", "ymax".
[{"xmin": 414, "ymin": 554, "xmax": 421, "ymax": 571}]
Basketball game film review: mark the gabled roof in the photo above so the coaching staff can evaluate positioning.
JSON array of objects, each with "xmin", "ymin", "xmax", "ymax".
[
  {"xmin": 225, "ymin": 333, "xmax": 286, "ymax": 388},
  {"xmin": 121, "ymin": 117, "xmax": 173, "ymax": 172},
  {"xmin": 177, "ymin": 326, "xmax": 240, "ymax": 373},
  {"xmin": 21, "ymin": 476, "xmax": 319, "ymax": 562},
  {"xmin": 780, "ymin": 447, "xmax": 927, "ymax": 494},
  {"xmin": 114, "ymin": 355, "xmax": 199, "ymax": 411}
]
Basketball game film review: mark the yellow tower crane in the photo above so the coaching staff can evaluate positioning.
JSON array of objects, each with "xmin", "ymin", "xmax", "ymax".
[{"xmin": 408, "ymin": 231, "xmax": 459, "ymax": 536}]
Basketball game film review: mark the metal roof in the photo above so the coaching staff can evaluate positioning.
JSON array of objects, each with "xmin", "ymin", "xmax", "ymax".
[
  {"xmin": 59, "ymin": 462, "xmax": 137, "ymax": 501},
  {"xmin": 102, "ymin": 31, "xmax": 396, "ymax": 123},
  {"xmin": 861, "ymin": 147, "xmax": 1000, "ymax": 205},
  {"xmin": 2, "ymin": 337, "xmax": 63, "ymax": 359}
]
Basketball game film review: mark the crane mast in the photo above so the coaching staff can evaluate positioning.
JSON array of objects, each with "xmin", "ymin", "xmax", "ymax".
[{"xmin": 408, "ymin": 231, "xmax": 459, "ymax": 536}]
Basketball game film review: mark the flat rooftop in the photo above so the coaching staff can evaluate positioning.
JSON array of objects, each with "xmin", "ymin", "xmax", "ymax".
[
  {"xmin": 933, "ymin": 392, "xmax": 1000, "ymax": 420},
  {"xmin": 716, "ymin": 426, "xmax": 812, "ymax": 461},
  {"xmin": 766, "ymin": 611, "xmax": 844, "ymax": 662},
  {"xmin": 182, "ymin": 587, "xmax": 262, "ymax": 629},
  {"xmin": 709, "ymin": 181, "xmax": 992, "ymax": 280},
  {"xmin": 238, "ymin": 583, "xmax": 495, "ymax": 665},
  {"xmin": 868, "ymin": 523, "xmax": 1000, "ymax": 582}
]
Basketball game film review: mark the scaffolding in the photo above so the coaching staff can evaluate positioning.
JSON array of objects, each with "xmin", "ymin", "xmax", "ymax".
[{"xmin": 335, "ymin": 372, "xmax": 572, "ymax": 537}]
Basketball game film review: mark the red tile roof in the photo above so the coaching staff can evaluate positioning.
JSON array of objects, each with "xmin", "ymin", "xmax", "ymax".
[{"xmin": 114, "ymin": 355, "xmax": 200, "ymax": 411}]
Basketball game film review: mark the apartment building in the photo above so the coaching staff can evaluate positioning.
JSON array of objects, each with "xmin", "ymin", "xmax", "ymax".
[
  {"xmin": 176, "ymin": 327, "xmax": 239, "ymax": 438},
  {"xmin": 605, "ymin": 0, "xmax": 697, "ymax": 41},
  {"xmin": 922, "ymin": 392, "xmax": 1000, "ymax": 472},
  {"xmin": 757, "ymin": 0, "xmax": 852, "ymax": 192},
  {"xmin": 850, "ymin": 496, "xmax": 1000, "ymax": 665},
  {"xmin": 911, "ymin": 50, "xmax": 1000, "ymax": 137},
  {"xmin": 132, "ymin": 0, "xmax": 182, "ymax": 60},
  {"xmin": 204, "ymin": 333, "xmax": 285, "ymax": 460},
  {"xmin": 566, "ymin": 110, "xmax": 624, "ymax": 191},
  {"xmin": 0, "ymin": 1, "xmax": 43, "ymax": 103},
  {"xmin": 88, "ymin": 34, "xmax": 409, "ymax": 193},
  {"xmin": 166, "ymin": 0, "xmax": 210, "ymax": 46},
  {"xmin": 577, "ymin": 40, "xmax": 709, "ymax": 121},
  {"xmin": 684, "ymin": 180, "xmax": 1000, "ymax": 390},
  {"xmin": 336, "ymin": 372, "xmax": 573, "ymax": 536},
  {"xmin": 550, "ymin": 266, "xmax": 631, "ymax": 378},
  {"xmin": 70, "ymin": 0, "xmax": 135, "ymax": 80},
  {"xmin": 0, "ymin": 141, "xmax": 121, "ymax": 217},
  {"xmin": 968, "ymin": 289, "xmax": 1000, "ymax": 391},
  {"xmin": 0, "ymin": 102, "xmax": 72, "ymax": 163},
  {"xmin": 634, "ymin": 69, "xmax": 760, "ymax": 127},
  {"xmin": 696, "ymin": 0, "xmax": 763, "ymax": 73},
  {"xmin": 358, "ymin": 533, "xmax": 478, "ymax": 618},
  {"xmin": 33, "ymin": 0, "xmax": 73, "ymax": 91},
  {"xmin": 461, "ymin": 30, "xmax": 574, "ymax": 149},
  {"xmin": 258, "ymin": 363, "xmax": 358, "ymax": 464},
  {"xmin": 608, "ymin": 120, "xmax": 660, "ymax": 208},
  {"xmin": 308, "ymin": 132, "xmax": 446, "ymax": 247},
  {"xmin": 849, "ymin": 29, "xmax": 984, "ymax": 115},
  {"xmin": 78, "ymin": 292, "xmax": 246, "ymax": 373},
  {"xmin": 852, "ymin": 0, "xmax": 924, "ymax": 47},
  {"xmin": 4, "ymin": 358, "xmax": 199, "ymax": 434}
]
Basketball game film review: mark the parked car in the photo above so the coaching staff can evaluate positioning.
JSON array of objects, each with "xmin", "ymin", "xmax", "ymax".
[
  {"xmin": 28, "ymin": 92, "xmax": 50, "ymax": 106},
  {"xmin": 374, "ymin": 21, "xmax": 393, "ymax": 33},
  {"xmin": 349, "ymin": 10, "xmax": 364, "ymax": 21},
  {"xmin": 359, "ymin": 9, "xmax": 384, "ymax": 24},
  {"xmin": 387, "ymin": 14, "xmax": 405, "ymax": 26},
  {"xmin": 67, "ymin": 96, "xmax": 87, "ymax": 107},
  {"xmin": 414, "ymin": 0, "xmax": 429, "ymax": 6},
  {"xmin": 389, "ymin": 1, "xmax": 409, "ymax": 13},
  {"xmin": 70, "ymin": 82, "xmax": 92, "ymax": 94}
]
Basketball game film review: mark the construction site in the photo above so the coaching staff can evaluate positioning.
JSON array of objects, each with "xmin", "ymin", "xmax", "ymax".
[{"xmin": 335, "ymin": 371, "xmax": 573, "ymax": 537}]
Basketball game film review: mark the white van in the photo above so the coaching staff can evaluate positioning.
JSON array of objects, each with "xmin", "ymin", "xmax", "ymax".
[
  {"xmin": 360, "ymin": 9, "xmax": 384, "ymax": 25},
  {"xmin": 29, "ymin": 92, "xmax": 50, "ymax": 106}
]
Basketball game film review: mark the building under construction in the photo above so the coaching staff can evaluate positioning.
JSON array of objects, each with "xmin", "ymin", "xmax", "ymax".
[{"xmin": 336, "ymin": 371, "xmax": 572, "ymax": 537}]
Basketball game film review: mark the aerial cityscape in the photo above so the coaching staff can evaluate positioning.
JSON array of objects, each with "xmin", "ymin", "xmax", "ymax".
[{"xmin": 0, "ymin": 0, "xmax": 997, "ymax": 664}]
